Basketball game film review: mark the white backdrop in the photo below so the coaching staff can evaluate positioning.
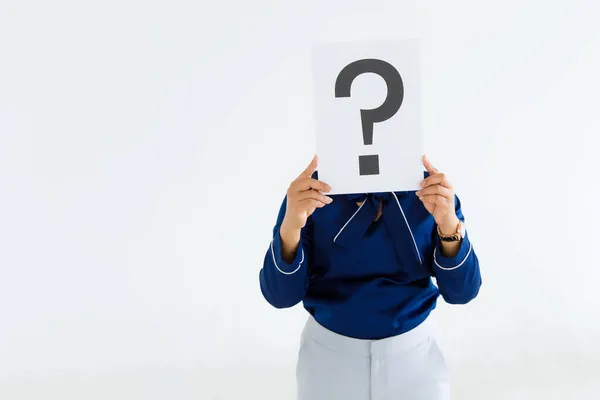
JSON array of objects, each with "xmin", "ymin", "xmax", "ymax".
[{"xmin": 1, "ymin": 1, "xmax": 599, "ymax": 399}]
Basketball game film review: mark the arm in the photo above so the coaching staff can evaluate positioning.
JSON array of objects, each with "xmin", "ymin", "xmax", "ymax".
[
  {"xmin": 259, "ymin": 196, "xmax": 313, "ymax": 309},
  {"xmin": 417, "ymin": 155, "xmax": 482, "ymax": 304},
  {"xmin": 259, "ymin": 155, "xmax": 331, "ymax": 309},
  {"xmin": 432, "ymin": 195, "xmax": 482, "ymax": 304}
]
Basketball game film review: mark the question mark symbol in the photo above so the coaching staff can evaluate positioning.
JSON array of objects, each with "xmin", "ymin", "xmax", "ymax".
[{"xmin": 334, "ymin": 59, "xmax": 404, "ymax": 176}]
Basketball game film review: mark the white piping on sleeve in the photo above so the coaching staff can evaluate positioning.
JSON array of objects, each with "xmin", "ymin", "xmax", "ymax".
[
  {"xmin": 333, "ymin": 198, "xmax": 367, "ymax": 243},
  {"xmin": 270, "ymin": 238, "xmax": 305, "ymax": 275},
  {"xmin": 434, "ymin": 241, "xmax": 472, "ymax": 271},
  {"xmin": 391, "ymin": 192, "xmax": 423, "ymax": 265}
]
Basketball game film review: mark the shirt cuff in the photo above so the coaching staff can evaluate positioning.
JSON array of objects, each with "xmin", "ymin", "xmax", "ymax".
[
  {"xmin": 433, "ymin": 233, "xmax": 473, "ymax": 271},
  {"xmin": 270, "ymin": 231, "xmax": 305, "ymax": 275}
]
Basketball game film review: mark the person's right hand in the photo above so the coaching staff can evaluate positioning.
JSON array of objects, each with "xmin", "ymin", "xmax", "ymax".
[{"xmin": 282, "ymin": 155, "xmax": 333, "ymax": 232}]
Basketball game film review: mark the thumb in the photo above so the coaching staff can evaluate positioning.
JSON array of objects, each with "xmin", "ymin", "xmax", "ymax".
[
  {"xmin": 300, "ymin": 154, "xmax": 318, "ymax": 178},
  {"xmin": 422, "ymin": 154, "xmax": 439, "ymax": 174}
]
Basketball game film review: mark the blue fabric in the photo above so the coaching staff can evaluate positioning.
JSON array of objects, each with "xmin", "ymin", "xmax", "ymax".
[{"xmin": 259, "ymin": 172, "xmax": 482, "ymax": 340}]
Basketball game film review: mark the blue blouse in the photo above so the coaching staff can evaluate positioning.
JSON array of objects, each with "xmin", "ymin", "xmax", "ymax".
[{"xmin": 259, "ymin": 172, "xmax": 482, "ymax": 340}]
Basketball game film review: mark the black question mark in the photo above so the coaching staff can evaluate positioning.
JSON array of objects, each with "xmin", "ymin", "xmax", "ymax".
[{"xmin": 334, "ymin": 59, "xmax": 404, "ymax": 176}]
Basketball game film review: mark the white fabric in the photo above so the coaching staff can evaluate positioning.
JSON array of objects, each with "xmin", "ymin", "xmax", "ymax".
[{"xmin": 296, "ymin": 316, "xmax": 450, "ymax": 400}]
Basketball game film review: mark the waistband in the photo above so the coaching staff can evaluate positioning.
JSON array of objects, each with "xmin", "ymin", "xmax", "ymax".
[{"xmin": 301, "ymin": 315, "xmax": 439, "ymax": 357}]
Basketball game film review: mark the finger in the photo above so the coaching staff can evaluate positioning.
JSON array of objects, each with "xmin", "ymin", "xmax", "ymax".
[
  {"xmin": 299, "ymin": 154, "xmax": 318, "ymax": 179},
  {"xmin": 297, "ymin": 189, "xmax": 333, "ymax": 204},
  {"xmin": 293, "ymin": 178, "xmax": 331, "ymax": 193},
  {"xmin": 416, "ymin": 184, "xmax": 453, "ymax": 200},
  {"xmin": 420, "ymin": 173, "xmax": 452, "ymax": 189},
  {"xmin": 418, "ymin": 194, "xmax": 450, "ymax": 207},
  {"xmin": 422, "ymin": 154, "xmax": 439, "ymax": 175},
  {"xmin": 300, "ymin": 198, "xmax": 327, "ymax": 212}
]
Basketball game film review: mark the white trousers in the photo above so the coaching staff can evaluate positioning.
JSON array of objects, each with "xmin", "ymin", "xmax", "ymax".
[{"xmin": 296, "ymin": 316, "xmax": 450, "ymax": 400}]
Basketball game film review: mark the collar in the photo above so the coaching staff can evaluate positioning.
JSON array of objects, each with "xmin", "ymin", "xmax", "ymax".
[{"xmin": 334, "ymin": 191, "xmax": 423, "ymax": 267}]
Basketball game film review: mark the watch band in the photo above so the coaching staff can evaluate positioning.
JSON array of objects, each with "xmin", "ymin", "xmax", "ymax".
[{"xmin": 437, "ymin": 221, "xmax": 463, "ymax": 242}]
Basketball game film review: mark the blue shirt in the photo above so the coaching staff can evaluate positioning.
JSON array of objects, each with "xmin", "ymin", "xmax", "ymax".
[{"xmin": 259, "ymin": 172, "xmax": 482, "ymax": 340}]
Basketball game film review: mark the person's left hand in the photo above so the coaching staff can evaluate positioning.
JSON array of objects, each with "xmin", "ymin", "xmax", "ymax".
[{"xmin": 416, "ymin": 155, "xmax": 460, "ymax": 234}]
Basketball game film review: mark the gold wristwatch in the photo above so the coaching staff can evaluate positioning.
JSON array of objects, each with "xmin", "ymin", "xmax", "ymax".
[{"xmin": 437, "ymin": 220, "xmax": 466, "ymax": 242}]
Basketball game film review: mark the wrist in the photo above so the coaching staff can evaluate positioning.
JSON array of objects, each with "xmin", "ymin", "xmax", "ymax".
[
  {"xmin": 438, "ymin": 216, "xmax": 460, "ymax": 236},
  {"xmin": 280, "ymin": 219, "xmax": 301, "ymax": 245}
]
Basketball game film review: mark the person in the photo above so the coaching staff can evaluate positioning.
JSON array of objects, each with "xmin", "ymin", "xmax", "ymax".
[{"xmin": 259, "ymin": 154, "xmax": 482, "ymax": 400}]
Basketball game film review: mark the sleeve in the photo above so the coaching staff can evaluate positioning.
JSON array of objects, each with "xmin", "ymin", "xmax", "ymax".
[
  {"xmin": 259, "ymin": 195, "xmax": 312, "ymax": 309},
  {"xmin": 432, "ymin": 195, "xmax": 482, "ymax": 304}
]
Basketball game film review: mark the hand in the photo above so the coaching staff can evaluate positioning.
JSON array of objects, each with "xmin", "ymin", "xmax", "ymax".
[
  {"xmin": 416, "ymin": 155, "xmax": 459, "ymax": 234},
  {"xmin": 282, "ymin": 155, "xmax": 333, "ymax": 232}
]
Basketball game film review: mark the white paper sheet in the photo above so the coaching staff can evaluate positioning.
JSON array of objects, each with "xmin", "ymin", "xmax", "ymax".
[{"xmin": 311, "ymin": 39, "xmax": 424, "ymax": 195}]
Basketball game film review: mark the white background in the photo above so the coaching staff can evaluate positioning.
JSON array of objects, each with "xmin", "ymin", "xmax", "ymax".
[
  {"xmin": 1, "ymin": 0, "xmax": 599, "ymax": 399},
  {"xmin": 313, "ymin": 40, "xmax": 424, "ymax": 194}
]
